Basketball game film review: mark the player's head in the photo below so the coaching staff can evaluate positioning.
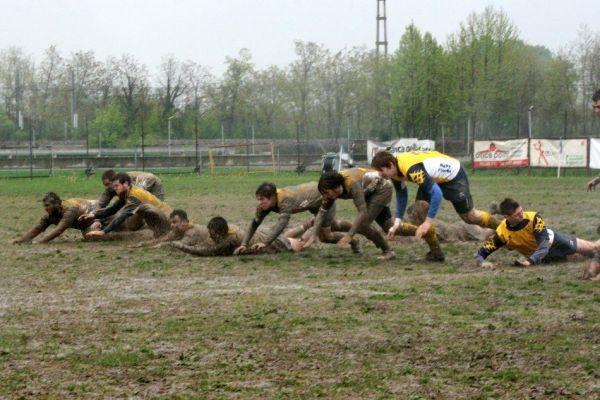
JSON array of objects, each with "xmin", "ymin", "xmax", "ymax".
[
  {"xmin": 318, "ymin": 171, "xmax": 345, "ymax": 200},
  {"xmin": 101, "ymin": 169, "xmax": 117, "ymax": 188},
  {"xmin": 169, "ymin": 209, "xmax": 189, "ymax": 233},
  {"xmin": 113, "ymin": 172, "xmax": 132, "ymax": 196},
  {"xmin": 371, "ymin": 151, "xmax": 399, "ymax": 179},
  {"xmin": 207, "ymin": 216, "xmax": 229, "ymax": 241},
  {"xmin": 593, "ymin": 89, "xmax": 600, "ymax": 118},
  {"xmin": 255, "ymin": 182, "xmax": 277, "ymax": 210},
  {"xmin": 499, "ymin": 198, "xmax": 523, "ymax": 225},
  {"xmin": 42, "ymin": 192, "xmax": 61, "ymax": 214}
]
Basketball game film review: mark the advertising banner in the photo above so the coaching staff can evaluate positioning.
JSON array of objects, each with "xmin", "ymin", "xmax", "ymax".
[
  {"xmin": 529, "ymin": 139, "xmax": 587, "ymax": 167},
  {"xmin": 367, "ymin": 139, "xmax": 435, "ymax": 163},
  {"xmin": 589, "ymin": 138, "xmax": 600, "ymax": 169},
  {"xmin": 473, "ymin": 139, "xmax": 529, "ymax": 168}
]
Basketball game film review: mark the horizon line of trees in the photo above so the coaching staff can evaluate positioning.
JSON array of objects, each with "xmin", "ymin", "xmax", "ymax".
[{"xmin": 0, "ymin": 6, "xmax": 599, "ymax": 148}]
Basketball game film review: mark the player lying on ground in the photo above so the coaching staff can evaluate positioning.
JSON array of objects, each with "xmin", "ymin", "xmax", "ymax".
[
  {"xmin": 12, "ymin": 192, "xmax": 98, "ymax": 244},
  {"xmin": 371, "ymin": 150, "xmax": 499, "ymax": 241},
  {"xmin": 81, "ymin": 172, "xmax": 173, "ymax": 239},
  {"xmin": 308, "ymin": 168, "xmax": 444, "ymax": 261},
  {"xmin": 234, "ymin": 181, "xmax": 360, "ymax": 255},
  {"xmin": 405, "ymin": 204, "xmax": 494, "ymax": 242},
  {"xmin": 130, "ymin": 209, "xmax": 211, "ymax": 249},
  {"xmin": 98, "ymin": 169, "xmax": 165, "ymax": 208},
  {"xmin": 474, "ymin": 198, "xmax": 600, "ymax": 268},
  {"xmin": 173, "ymin": 216, "xmax": 304, "ymax": 256}
]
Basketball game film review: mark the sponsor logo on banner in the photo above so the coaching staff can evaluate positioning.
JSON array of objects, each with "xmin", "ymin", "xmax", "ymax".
[
  {"xmin": 473, "ymin": 139, "xmax": 528, "ymax": 168},
  {"xmin": 529, "ymin": 139, "xmax": 587, "ymax": 167},
  {"xmin": 367, "ymin": 139, "xmax": 435, "ymax": 163}
]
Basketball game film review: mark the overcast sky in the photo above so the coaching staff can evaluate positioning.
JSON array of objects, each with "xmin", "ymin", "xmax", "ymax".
[{"xmin": 1, "ymin": 0, "xmax": 598, "ymax": 76}]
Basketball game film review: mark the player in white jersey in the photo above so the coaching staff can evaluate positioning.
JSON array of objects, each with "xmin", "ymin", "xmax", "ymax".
[{"xmin": 371, "ymin": 150, "xmax": 500, "ymax": 239}]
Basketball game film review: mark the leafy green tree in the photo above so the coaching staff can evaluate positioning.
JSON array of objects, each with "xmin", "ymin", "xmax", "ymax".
[{"xmin": 90, "ymin": 102, "xmax": 125, "ymax": 148}]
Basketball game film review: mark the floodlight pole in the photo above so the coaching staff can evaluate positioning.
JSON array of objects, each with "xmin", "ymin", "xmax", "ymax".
[
  {"xmin": 528, "ymin": 105, "xmax": 534, "ymax": 139},
  {"xmin": 168, "ymin": 115, "xmax": 175, "ymax": 158},
  {"xmin": 347, "ymin": 113, "xmax": 352, "ymax": 156}
]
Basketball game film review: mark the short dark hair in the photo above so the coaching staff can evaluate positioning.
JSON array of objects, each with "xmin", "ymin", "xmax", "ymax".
[
  {"xmin": 115, "ymin": 172, "xmax": 132, "ymax": 185},
  {"xmin": 256, "ymin": 182, "xmax": 277, "ymax": 198},
  {"xmin": 101, "ymin": 169, "xmax": 117, "ymax": 181},
  {"xmin": 318, "ymin": 171, "xmax": 345, "ymax": 194},
  {"xmin": 499, "ymin": 198, "xmax": 520, "ymax": 215},
  {"xmin": 170, "ymin": 209, "xmax": 188, "ymax": 221},
  {"xmin": 42, "ymin": 192, "xmax": 61, "ymax": 204},
  {"xmin": 593, "ymin": 89, "xmax": 600, "ymax": 102},
  {"xmin": 371, "ymin": 150, "xmax": 397, "ymax": 170},
  {"xmin": 207, "ymin": 216, "xmax": 229, "ymax": 240}
]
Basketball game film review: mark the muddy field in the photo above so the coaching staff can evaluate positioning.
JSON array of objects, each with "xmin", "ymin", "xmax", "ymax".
[{"xmin": 0, "ymin": 172, "xmax": 598, "ymax": 399}]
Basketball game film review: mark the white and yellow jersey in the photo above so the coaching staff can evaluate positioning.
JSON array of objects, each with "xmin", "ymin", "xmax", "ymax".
[{"xmin": 396, "ymin": 151, "xmax": 461, "ymax": 184}]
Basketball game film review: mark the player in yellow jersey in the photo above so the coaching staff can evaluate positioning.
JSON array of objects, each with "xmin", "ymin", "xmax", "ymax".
[
  {"xmin": 12, "ymin": 192, "xmax": 98, "ymax": 243},
  {"xmin": 82, "ymin": 172, "xmax": 172, "ymax": 239},
  {"xmin": 98, "ymin": 169, "xmax": 165, "ymax": 208},
  {"xmin": 475, "ymin": 198, "xmax": 600, "ymax": 268},
  {"xmin": 307, "ymin": 168, "xmax": 444, "ymax": 261},
  {"xmin": 234, "ymin": 181, "xmax": 360, "ymax": 254},
  {"xmin": 308, "ymin": 168, "xmax": 444, "ymax": 261},
  {"xmin": 371, "ymin": 150, "xmax": 499, "ymax": 240}
]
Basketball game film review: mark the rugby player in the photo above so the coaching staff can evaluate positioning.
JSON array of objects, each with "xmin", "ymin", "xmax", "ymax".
[
  {"xmin": 98, "ymin": 169, "xmax": 165, "ymax": 208},
  {"xmin": 371, "ymin": 150, "xmax": 499, "ymax": 240},
  {"xmin": 82, "ymin": 172, "xmax": 172, "ymax": 239},
  {"xmin": 13, "ymin": 192, "xmax": 98, "ymax": 243},
  {"xmin": 130, "ymin": 209, "xmax": 210, "ymax": 248},
  {"xmin": 174, "ymin": 216, "xmax": 303, "ymax": 256},
  {"xmin": 309, "ymin": 168, "xmax": 444, "ymax": 261},
  {"xmin": 234, "ymin": 181, "xmax": 360, "ymax": 255},
  {"xmin": 474, "ymin": 198, "xmax": 600, "ymax": 268}
]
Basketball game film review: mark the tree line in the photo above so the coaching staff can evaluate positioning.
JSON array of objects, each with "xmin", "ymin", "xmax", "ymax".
[{"xmin": 1, "ymin": 7, "xmax": 599, "ymax": 148}]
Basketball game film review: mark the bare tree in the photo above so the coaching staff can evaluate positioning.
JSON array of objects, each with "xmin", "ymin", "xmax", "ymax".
[{"xmin": 111, "ymin": 54, "xmax": 149, "ymax": 138}]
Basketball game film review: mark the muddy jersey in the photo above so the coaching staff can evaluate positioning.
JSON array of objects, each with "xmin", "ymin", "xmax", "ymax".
[
  {"xmin": 476, "ymin": 211, "xmax": 552, "ymax": 264},
  {"xmin": 362, "ymin": 170, "xmax": 393, "ymax": 196},
  {"xmin": 98, "ymin": 171, "xmax": 165, "ymax": 208},
  {"xmin": 317, "ymin": 168, "xmax": 389, "ymax": 237},
  {"xmin": 159, "ymin": 223, "xmax": 211, "ymax": 246},
  {"xmin": 243, "ymin": 182, "xmax": 322, "ymax": 246},
  {"xmin": 97, "ymin": 186, "xmax": 172, "ymax": 233},
  {"xmin": 34, "ymin": 199, "xmax": 98, "ymax": 242},
  {"xmin": 175, "ymin": 224, "xmax": 290, "ymax": 256}
]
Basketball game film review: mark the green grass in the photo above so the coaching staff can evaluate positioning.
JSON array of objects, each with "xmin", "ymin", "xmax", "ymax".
[{"xmin": 0, "ymin": 171, "xmax": 598, "ymax": 398}]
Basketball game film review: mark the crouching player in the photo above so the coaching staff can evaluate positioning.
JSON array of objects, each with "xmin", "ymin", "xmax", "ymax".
[
  {"xmin": 371, "ymin": 150, "xmax": 500, "ymax": 241},
  {"xmin": 307, "ymin": 168, "xmax": 444, "ymax": 260},
  {"xmin": 474, "ymin": 198, "xmax": 600, "ymax": 269},
  {"xmin": 13, "ymin": 192, "xmax": 98, "ymax": 243},
  {"xmin": 234, "ymin": 181, "xmax": 360, "ymax": 255}
]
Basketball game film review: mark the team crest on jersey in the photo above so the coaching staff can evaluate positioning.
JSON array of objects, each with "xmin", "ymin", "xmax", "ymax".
[
  {"xmin": 483, "ymin": 237, "xmax": 496, "ymax": 251},
  {"xmin": 533, "ymin": 218, "xmax": 545, "ymax": 233},
  {"xmin": 409, "ymin": 170, "xmax": 426, "ymax": 185}
]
